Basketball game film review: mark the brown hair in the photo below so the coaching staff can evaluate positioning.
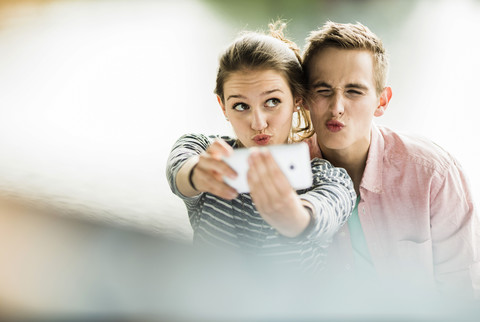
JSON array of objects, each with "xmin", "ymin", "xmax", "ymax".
[
  {"xmin": 303, "ymin": 21, "xmax": 389, "ymax": 95},
  {"xmin": 214, "ymin": 21, "xmax": 313, "ymax": 142}
]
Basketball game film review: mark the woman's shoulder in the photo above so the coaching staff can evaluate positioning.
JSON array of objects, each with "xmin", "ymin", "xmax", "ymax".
[
  {"xmin": 310, "ymin": 157, "xmax": 333, "ymax": 169},
  {"xmin": 206, "ymin": 135, "xmax": 237, "ymax": 148},
  {"xmin": 310, "ymin": 157, "xmax": 351, "ymax": 180}
]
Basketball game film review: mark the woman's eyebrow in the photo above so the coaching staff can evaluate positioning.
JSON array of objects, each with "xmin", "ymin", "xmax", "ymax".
[
  {"xmin": 227, "ymin": 89, "xmax": 284, "ymax": 101},
  {"xmin": 261, "ymin": 88, "xmax": 283, "ymax": 96},
  {"xmin": 226, "ymin": 94, "xmax": 246, "ymax": 101}
]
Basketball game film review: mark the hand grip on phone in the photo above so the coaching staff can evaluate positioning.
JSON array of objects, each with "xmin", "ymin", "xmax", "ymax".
[{"xmin": 222, "ymin": 143, "xmax": 313, "ymax": 193}]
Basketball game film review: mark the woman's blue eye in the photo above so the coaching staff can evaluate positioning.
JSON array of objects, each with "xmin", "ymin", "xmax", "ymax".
[
  {"xmin": 265, "ymin": 98, "xmax": 280, "ymax": 107},
  {"xmin": 232, "ymin": 103, "xmax": 249, "ymax": 111}
]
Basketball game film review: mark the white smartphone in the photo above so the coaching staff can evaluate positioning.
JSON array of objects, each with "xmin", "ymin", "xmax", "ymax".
[{"xmin": 222, "ymin": 142, "xmax": 313, "ymax": 193}]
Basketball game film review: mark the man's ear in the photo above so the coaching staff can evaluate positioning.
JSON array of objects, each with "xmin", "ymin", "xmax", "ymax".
[
  {"xmin": 217, "ymin": 95, "xmax": 227, "ymax": 118},
  {"xmin": 374, "ymin": 86, "xmax": 392, "ymax": 117}
]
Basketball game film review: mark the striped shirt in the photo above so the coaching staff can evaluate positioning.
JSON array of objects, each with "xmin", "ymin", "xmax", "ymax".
[{"xmin": 166, "ymin": 134, "xmax": 356, "ymax": 270}]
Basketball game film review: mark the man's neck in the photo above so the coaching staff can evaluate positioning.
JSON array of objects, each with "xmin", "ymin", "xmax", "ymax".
[{"xmin": 319, "ymin": 140, "xmax": 370, "ymax": 195}]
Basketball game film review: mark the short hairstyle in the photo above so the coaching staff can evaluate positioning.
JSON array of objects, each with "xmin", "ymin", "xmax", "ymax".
[
  {"xmin": 214, "ymin": 21, "xmax": 313, "ymax": 141},
  {"xmin": 303, "ymin": 21, "xmax": 389, "ymax": 95}
]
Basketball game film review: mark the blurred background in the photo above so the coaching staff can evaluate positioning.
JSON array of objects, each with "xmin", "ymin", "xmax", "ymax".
[
  {"xmin": 1, "ymin": 0, "xmax": 480, "ymax": 238},
  {"xmin": 1, "ymin": 0, "xmax": 480, "ymax": 319}
]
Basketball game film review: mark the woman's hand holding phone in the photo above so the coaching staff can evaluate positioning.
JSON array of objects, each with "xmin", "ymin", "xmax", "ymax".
[
  {"xmin": 189, "ymin": 139, "xmax": 239, "ymax": 200},
  {"xmin": 247, "ymin": 148, "xmax": 311, "ymax": 238}
]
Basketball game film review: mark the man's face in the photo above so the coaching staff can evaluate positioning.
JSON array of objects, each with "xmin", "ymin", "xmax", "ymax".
[{"xmin": 307, "ymin": 47, "xmax": 385, "ymax": 154}]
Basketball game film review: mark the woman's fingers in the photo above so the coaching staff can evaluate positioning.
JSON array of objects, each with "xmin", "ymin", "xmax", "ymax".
[
  {"xmin": 257, "ymin": 149, "xmax": 292, "ymax": 195},
  {"xmin": 247, "ymin": 149, "xmax": 273, "ymax": 207},
  {"xmin": 247, "ymin": 148, "xmax": 310, "ymax": 237},
  {"xmin": 191, "ymin": 139, "xmax": 238, "ymax": 199},
  {"xmin": 207, "ymin": 139, "xmax": 233, "ymax": 159},
  {"xmin": 196, "ymin": 153, "xmax": 235, "ymax": 181},
  {"xmin": 248, "ymin": 149, "xmax": 290, "ymax": 195},
  {"xmin": 194, "ymin": 159, "xmax": 238, "ymax": 199},
  {"xmin": 206, "ymin": 139, "xmax": 237, "ymax": 178},
  {"xmin": 247, "ymin": 149, "xmax": 293, "ymax": 212}
]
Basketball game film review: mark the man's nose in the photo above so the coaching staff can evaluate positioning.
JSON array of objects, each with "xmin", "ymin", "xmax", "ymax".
[{"xmin": 330, "ymin": 93, "xmax": 345, "ymax": 117}]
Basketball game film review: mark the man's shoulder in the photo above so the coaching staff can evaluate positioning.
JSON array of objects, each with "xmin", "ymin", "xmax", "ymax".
[{"xmin": 377, "ymin": 125, "xmax": 455, "ymax": 173}]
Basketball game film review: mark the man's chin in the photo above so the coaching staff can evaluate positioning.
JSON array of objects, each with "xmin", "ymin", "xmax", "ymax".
[{"xmin": 318, "ymin": 134, "xmax": 348, "ymax": 149}]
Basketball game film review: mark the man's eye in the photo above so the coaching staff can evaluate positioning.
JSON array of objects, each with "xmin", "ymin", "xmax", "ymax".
[
  {"xmin": 347, "ymin": 90, "xmax": 363, "ymax": 96},
  {"xmin": 265, "ymin": 98, "xmax": 280, "ymax": 107},
  {"xmin": 232, "ymin": 103, "xmax": 249, "ymax": 111},
  {"xmin": 316, "ymin": 89, "xmax": 332, "ymax": 96}
]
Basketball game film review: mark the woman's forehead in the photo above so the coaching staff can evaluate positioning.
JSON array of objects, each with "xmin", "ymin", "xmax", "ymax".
[{"xmin": 224, "ymin": 69, "xmax": 290, "ymax": 93}]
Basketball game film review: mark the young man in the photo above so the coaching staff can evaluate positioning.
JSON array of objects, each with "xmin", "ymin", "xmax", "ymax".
[{"xmin": 302, "ymin": 21, "xmax": 479, "ymax": 295}]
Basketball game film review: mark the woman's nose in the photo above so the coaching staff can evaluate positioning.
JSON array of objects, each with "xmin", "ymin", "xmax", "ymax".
[{"xmin": 251, "ymin": 109, "xmax": 268, "ymax": 131}]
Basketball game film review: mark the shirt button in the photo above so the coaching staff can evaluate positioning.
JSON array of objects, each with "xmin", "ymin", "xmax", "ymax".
[
  {"xmin": 345, "ymin": 264, "xmax": 352, "ymax": 270},
  {"xmin": 339, "ymin": 231, "xmax": 346, "ymax": 237}
]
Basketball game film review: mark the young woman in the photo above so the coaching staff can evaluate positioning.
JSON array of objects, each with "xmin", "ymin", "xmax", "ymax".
[{"xmin": 166, "ymin": 22, "xmax": 356, "ymax": 269}]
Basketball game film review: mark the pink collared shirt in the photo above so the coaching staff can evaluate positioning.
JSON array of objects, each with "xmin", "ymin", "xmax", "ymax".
[{"xmin": 307, "ymin": 124, "xmax": 480, "ymax": 296}]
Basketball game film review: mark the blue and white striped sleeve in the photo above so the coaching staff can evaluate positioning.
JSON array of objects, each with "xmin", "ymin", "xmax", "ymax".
[
  {"xmin": 298, "ymin": 158, "xmax": 356, "ymax": 242},
  {"xmin": 165, "ymin": 133, "xmax": 212, "ymax": 203}
]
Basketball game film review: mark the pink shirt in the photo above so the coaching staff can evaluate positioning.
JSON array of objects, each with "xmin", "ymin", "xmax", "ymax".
[{"xmin": 307, "ymin": 124, "xmax": 480, "ymax": 296}]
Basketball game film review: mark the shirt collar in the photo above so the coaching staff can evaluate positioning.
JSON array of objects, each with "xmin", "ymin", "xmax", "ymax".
[
  {"xmin": 309, "ymin": 124, "xmax": 385, "ymax": 194},
  {"xmin": 360, "ymin": 123, "xmax": 384, "ymax": 194}
]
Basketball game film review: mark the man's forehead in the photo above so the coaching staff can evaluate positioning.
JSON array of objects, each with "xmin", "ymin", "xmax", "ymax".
[
  {"xmin": 307, "ymin": 49, "xmax": 375, "ymax": 87},
  {"xmin": 309, "ymin": 48, "xmax": 373, "ymax": 69}
]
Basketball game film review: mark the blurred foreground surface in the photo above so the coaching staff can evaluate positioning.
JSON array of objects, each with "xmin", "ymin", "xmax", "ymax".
[{"xmin": 1, "ymin": 195, "xmax": 479, "ymax": 322}]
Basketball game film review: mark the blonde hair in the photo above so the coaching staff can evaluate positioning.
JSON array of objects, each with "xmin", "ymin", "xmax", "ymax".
[
  {"xmin": 303, "ymin": 21, "xmax": 389, "ymax": 95},
  {"xmin": 214, "ymin": 21, "xmax": 313, "ymax": 142}
]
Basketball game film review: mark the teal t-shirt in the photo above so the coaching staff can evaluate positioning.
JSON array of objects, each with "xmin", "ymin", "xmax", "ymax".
[{"xmin": 347, "ymin": 196, "xmax": 376, "ymax": 277}]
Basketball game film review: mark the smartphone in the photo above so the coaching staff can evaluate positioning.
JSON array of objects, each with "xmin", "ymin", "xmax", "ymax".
[{"xmin": 222, "ymin": 142, "xmax": 313, "ymax": 193}]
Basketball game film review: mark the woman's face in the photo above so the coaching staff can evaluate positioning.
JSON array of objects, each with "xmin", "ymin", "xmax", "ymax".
[{"xmin": 218, "ymin": 69, "xmax": 298, "ymax": 147}]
